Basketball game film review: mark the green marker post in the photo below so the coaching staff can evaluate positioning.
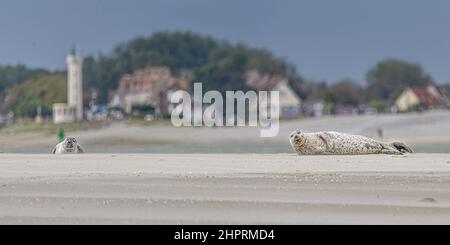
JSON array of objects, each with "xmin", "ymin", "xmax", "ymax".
[{"xmin": 58, "ymin": 128, "xmax": 65, "ymax": 142}]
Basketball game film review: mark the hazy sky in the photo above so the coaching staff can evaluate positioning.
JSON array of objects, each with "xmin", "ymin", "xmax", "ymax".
[{"xmin": 1, "ymin": 0, "xmax": 449, "ymax": 83}]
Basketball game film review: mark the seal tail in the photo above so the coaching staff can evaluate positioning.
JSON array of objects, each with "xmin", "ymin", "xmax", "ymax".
[{"xmin": 390, "ymin": 142, "xmax": 413, "ymax": 153}]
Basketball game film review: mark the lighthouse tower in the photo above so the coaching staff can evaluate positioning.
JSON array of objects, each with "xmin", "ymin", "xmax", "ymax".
[{"xmin": 66, "ymin": 47, "xmax": 83, "ymax": 121}]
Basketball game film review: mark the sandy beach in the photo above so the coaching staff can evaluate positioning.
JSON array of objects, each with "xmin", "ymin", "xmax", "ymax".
[
  {"xmin": 0, "ymin": 153, "xmax": 449, "ymax": 224},
  {"xmin": 0, "ymin": 111, "xmax": 449, "ymax": 224}
]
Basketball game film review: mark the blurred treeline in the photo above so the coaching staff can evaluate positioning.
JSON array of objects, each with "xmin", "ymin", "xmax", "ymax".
[
  {"xmin": 82, "ymin": 31, "xmax": 305, "ymax": 103},
  {"xmin": 0, "ymin": 31, "xmax": 434, "ymax": 117},
  {"xmin": 309, "ymin": 59, "xmax": 431, "ymax": 111}
]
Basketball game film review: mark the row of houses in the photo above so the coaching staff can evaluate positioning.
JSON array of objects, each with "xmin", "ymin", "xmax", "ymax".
[
  {"xmin": 108, "ymin": 67, "xmax": 303, "ymax": 119},
  {"xmin": 104, "ymin": 66, "xmax": 450, "ymax": 120}
]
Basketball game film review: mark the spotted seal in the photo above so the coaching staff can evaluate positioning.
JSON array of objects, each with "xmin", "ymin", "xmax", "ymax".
[
  {"xmin": 52, "ymin": 137, "xmax": 85, "ymax": 154},
  {"xmin": 289, "ymin": 130, "xmax": 412, "ymax": 155}
]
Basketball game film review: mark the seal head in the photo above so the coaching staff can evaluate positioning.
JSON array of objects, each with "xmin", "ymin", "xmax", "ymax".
[
  {"xmin": 64, "ymin": 137, "xmax": 78, "ymax": 152},
  {"xmin": 289, "ymin": 130, "xmax": 307, "ymax": 153},
  {"xmin": 52, "ymin": 136, "xmax": 84, "ymax": 154}
]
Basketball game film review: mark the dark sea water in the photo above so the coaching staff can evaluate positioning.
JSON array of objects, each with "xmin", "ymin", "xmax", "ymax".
[{"xmin": 411, "ymin": 144, "xmax": 450, "ymax": 154}]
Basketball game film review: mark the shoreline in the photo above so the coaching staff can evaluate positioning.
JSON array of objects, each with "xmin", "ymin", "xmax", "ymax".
[{"xmin": 2, "ymin": 110, "xmax": 450, "ymax": 153}]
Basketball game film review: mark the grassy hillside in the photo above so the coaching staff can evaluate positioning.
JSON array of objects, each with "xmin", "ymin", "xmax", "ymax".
[{"xmin": 1, "ymin": 74, "xmax": 67, "ymax": 117}]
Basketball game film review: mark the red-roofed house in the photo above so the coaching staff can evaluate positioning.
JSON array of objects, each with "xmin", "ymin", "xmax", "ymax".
[
  {"xmin": 395, "ymin": 84, "xmax": 448, "ymax": 112},
  {"xmin": 110, "ymin": 66, "xmax": 189, "ymax": 114}
]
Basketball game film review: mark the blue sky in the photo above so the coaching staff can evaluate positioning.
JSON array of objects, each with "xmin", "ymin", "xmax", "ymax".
[{"xmin": 1, "ymin": 0, "xmax": 449, "ymax": 84}]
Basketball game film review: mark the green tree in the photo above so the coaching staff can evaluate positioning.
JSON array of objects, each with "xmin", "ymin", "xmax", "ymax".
[
  {"xmin": 1, "ymin": 74, "xmax": 67, "ymax": 117},
  {"xmin": 83, "ymin": 31, "xmax": 305, "ymax": 103},
  {"xmin": 0, "ymin": 65, "xmax": 50, "ymax": 101},
  {"xmin": 366, "ymin": 59, "xmax": 431, "ymax": 102},
  {"xmin": 305, "ymin": 81, "xmax": 332, "ymax": 103},
  {"xmin": 329, "ymin": 80, "xmax": 363, "ymax": 106}
]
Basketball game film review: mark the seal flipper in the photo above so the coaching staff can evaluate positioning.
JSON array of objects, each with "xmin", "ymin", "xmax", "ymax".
[
  {"xmin": 77, "ymin": 145, "xmax": 85, "ymax": 153},
  {"xmin": 317, "ymin": 132, "xmax": 332, "ymax": 153},
  {"xmin": 390, "ymin": 142, "xmax": 413, "ymax": 153}
]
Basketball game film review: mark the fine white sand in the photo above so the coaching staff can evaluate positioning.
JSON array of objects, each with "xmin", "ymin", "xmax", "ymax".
[{"xmin": 0, "ymin": 153, "xmax": 449, "ymax": 224}]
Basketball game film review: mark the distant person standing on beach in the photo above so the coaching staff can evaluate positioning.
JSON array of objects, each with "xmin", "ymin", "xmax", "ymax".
[{"xmin": 377, "ymin": 127, "xmax": 383, "ymax": 139}]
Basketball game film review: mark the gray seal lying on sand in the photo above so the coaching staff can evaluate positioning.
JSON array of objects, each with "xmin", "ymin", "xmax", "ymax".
[
  {"xmin": 289, "ymin": 130, "xmax": 412, "ymax": 155},
  {"xmin": 52, "ymin": 137, "xmax": 85, "ymax": 154}
]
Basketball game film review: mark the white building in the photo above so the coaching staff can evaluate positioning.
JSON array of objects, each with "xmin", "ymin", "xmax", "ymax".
[
  {"xmin": 246, "ymin": 70, "xmax": 302, "ymax": 118},
  {"xmin": 67, "ymin": 48, "xmax": 84, "ymax": 121},
  {"xmin": 52, "ymin": 103, "xmax": 76, "ymax": 123},
  {"xmin": 395, "ymin": 85, "xmax": 447, "ymax": 112},
  {"xmin": 53, "ymin": 47, "xmax": 84, "ymax": 123}
]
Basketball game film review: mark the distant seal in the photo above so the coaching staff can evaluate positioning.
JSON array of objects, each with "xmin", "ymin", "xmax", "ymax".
[
  {"xmin": 52, "ymin": 137, "xmax": 85, "ymax": 154},
  {"xmin": 289, "ymin": 130, "xmax": 412, "ymax": 155}
]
